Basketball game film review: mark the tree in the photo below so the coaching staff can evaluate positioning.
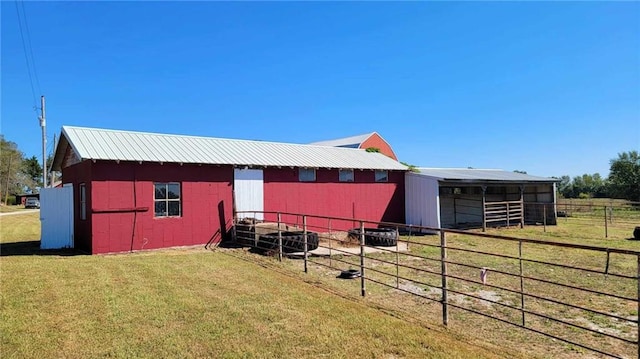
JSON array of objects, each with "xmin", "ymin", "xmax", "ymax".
[
  {"xmin": 365, "ymin": 147, "xmax": 381, "ymax": 153},
  {"xmin": 608, "ymin": 151, "xmax": 640, "ymax": 201},
  {"xmin": 23, "ymin": 155, "xmax": 43, "ymax": 191},
  {"xmin": 0, "ymin": 136, "xmax": 24, "ymax": 204},
  {"xmin": 400, "ymin": 161, "xmax": 419, "ymax": 173}
]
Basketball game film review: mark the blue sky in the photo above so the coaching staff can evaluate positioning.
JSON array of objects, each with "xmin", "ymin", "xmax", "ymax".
[{"xmin": 2, "ymin": 2, "xmax": 639, "ymax": 178}]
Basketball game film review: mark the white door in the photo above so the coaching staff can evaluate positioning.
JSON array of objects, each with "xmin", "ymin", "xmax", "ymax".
[
  {"xmin": 234, "ymin": 168, "xmax": 264, "ymax": 220},
  {"xmin": 40, "ymin": 185, "xmax": 74, "ymax": 249}
]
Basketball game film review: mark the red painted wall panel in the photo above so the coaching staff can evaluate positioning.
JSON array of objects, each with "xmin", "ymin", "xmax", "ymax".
[
  {"xmin": 360, "ymin": 134, "xmax": 398, "ymax": 160},
  {"xmin": 263, "ymin": 168, "xmax": 405, "ymax": 231},
  {"xmin": 86, "ymin": 161, "xmax": 233, "ymax": 254}
]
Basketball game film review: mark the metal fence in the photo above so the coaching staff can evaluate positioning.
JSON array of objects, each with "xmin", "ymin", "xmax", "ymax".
[
  {"xmin": 527, "ymin": 201, "xmax": 640, "ymax": 239},
  {"xmin": 234, "ymin": 210, "xmax": 639, "ymax": 359}
]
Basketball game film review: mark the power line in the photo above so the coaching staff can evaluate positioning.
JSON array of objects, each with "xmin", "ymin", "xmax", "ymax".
[
  {"xmin": 14, "ymin": 0, "xmax": 38, "ymax": 110},
  {"xmin": 20, "ymin": 0, "xmax": 42, "ymax": 95}
]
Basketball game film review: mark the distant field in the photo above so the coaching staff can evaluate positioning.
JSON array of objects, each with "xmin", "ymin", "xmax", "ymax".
[{"xmin": 0, "ymin": 213, "xmax": 516, "ymax": 359}]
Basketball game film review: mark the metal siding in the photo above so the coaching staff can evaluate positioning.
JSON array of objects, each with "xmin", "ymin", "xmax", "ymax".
[
  {"xmin": 263, "ymin": 168, "xmax": 405, "ymax": 231},
  {"xmin": 416, "ymin": 168, "xmax": 556, "ymax": 182},
  {"xmin": 58, "ymin": 126, "xmax": 407, "ymax": 171},
  {"xmin": 405, "ymin": 172, "xmax": 440, "ymax": 230},
  {"xmin": 234, "ymin": 168, "xmax": 264, "ymax": 220},
  {"xmin": 40, "ymin": 186, "xmax": 74, "ymax": 249},
  {"xmin": 89, "ymin": 162, "xmax": 233, "ymax": 254}
]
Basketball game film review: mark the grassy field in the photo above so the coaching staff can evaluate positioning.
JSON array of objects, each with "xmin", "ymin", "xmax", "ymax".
[
  {"xmin": 285, "ymin": 221, "xmax": 640, "ymax": 359},
  {"xmin": 0, "ymin": 205, "xmax": 30, "ymax": 213},
  {"xmin": 0, "ymin": 213, "xmax": 517, "ymax": 359}
]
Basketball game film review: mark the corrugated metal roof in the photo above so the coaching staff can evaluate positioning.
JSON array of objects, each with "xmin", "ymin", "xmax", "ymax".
[
  {"xmin": 53, "ymin": 126, "xmax": 407, "ymax": 171},
  {"xmin": 310, "ymin": 132, "xmax": 375, "ymax": 148},
  {"xmin": 415, "ymin": 168, "xmax": 558, "ymax": 182}
]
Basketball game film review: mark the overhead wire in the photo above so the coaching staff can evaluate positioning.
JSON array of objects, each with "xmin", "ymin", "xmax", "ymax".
[
  {"xmin": 20, "ymin": 0, "xmax": 42, "ymax": 95},
  {"xmin": 14, "ymin": 0, "xmax": 40, "ymax": 111}
]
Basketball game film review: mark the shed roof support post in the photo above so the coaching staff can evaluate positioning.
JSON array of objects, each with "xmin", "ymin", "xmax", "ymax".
[
  {"xmin": 519, "ymin": 185, "xmax": 525, "ymax": 228},
  {"xmin": 481, "ymin": 186, "xmax": 487, "ymax": 232}
]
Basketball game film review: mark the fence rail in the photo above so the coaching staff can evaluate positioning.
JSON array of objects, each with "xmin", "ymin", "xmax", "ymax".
[{"xmin": 233, "ymin": 210, "xmax": 640, "ymax": 359}]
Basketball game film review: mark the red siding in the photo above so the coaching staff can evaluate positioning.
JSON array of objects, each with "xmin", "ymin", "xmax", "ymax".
[
  {"xmin": 360, "ymin": 133, "xmax": 398, "ymax": 160},
  {"xmin": 64, "ymin": 161, "xmax": 234, "ymax": 254},
  {"xmin": 263, "ymin": 168, "xmax": 405, "ymax": 232},
  {"xmin": 62, "ymin": 160, "xmax": 93, "ymax": 253}
]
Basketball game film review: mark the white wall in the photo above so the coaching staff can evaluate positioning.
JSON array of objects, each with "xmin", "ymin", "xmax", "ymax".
[
  {"xmin": 40, "ymin": 186, "xmax": 74, "ymax": 249},
  {"xmin": 405, "ymin": 173, "xmax": 440, "ymax": 230},
  {"xmin": 234, "ymin": 168, "xmax": 264, "ymax": 220}
]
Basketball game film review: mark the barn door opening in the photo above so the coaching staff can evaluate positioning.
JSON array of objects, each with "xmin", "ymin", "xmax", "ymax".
[
  {"xmin": 40, "ymin": 185, "xmax": 75, "ymax": 249},
  {"xmin": 233, "ymin": 168, "xmax": 264, "ymax": 220}
]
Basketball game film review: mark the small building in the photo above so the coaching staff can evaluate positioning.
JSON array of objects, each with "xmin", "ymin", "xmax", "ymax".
[
  {"xmin": 405, "ymin": 168, "xmax": 559, "ymax": 230},
  {"xmin": 310, "ymin": 132, "xmax": 398, "ymax": 160},
  {"xmin": 50, "ymin": 126, "xmax": 407, "ymax": 254}
]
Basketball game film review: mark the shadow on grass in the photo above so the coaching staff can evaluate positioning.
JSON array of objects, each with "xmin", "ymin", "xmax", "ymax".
[{"xmin": 0, "ymin": 241, "xmax": 85, "ymax": 257}]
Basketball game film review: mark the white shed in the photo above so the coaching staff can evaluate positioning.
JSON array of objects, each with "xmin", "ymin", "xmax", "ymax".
[{"xmin": 405, "ymin": 168, "xmax": 559, "ymax": 231}]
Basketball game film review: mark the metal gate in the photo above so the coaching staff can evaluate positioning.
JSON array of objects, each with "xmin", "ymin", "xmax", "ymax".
[
  {"xmin": 40, "ymin": 185, "xmax": 74, "ymax": 249},
  {"xmin": 233, "ymin": 168, "xmax": 264, "ymax": 220}
]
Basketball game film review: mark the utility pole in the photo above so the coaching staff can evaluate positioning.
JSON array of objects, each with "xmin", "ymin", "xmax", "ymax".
[{"xmin": 39, "ymin": 95, "xmax": 47, "ymax": 188}]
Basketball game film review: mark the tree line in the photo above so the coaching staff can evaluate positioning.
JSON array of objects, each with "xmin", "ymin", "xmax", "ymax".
[
  {"xmin": 0, "ymin": 135, "xmax": 54, "ymax": 204},
  {"xmin": 556, "ymin": 151, "xmax": 640, "ymax": 202}
]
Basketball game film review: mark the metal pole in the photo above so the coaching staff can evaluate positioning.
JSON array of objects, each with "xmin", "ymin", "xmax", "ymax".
[
  {"xmin": 40, "ymin": 96, "xmax": 47, "ymax": 188},
  {"xmin": 519, "ymin": 240, "xmax": 526, "ymax": 326},
  {"xmin": 604, "ymin": 206, "xmax": 608, "ymax": 239},
  {"xmin": 277, "ymin": 212, "xmax": 283, "ymax": 262},
  {"xmin": 360, "ymin": 220, "xmax": 366, "ymax": 297},
  {"xmin": 440, "ymin": 230, "xmax": 448, "ymax": 326},
  {"xmin": 303, "ymin": 215, "xmax": 308, "ymax": 273},
  {"xmin": 481, "ymin": 186, "xmax": 487, "ymax": 232},
  {"xmin": 328, "ymin": 218, "xmax": 332, "ymax": 267},
  {"xmin": 396, "ymin": 226, "xmax": 400, "ymax": 289}
]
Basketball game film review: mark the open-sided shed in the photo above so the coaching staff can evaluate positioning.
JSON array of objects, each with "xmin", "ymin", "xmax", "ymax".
[
  {"xmin": 49, "ymin": 126, "xmax": 407, "ymax": 254},
  {"xmin": 405, "ymin": 168, "xmax": 559, "ymax": 230}
]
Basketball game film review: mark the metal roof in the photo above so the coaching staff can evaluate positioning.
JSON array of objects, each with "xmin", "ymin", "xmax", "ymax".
[
  {"xmin": 414, "ymin": 168, "xmax": 558, "ymax": 183},
  {"xmin": 310, "ymin": 132, "xmax": 375, "ymax": 148},
  {"xmin": 52, "ymin": 126, "xmax": 407, "ymax": 171}
]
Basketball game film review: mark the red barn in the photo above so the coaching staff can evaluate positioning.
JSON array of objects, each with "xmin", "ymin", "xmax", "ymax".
[
  {"xmin": 50, "ymin": 126, "xmax": 407, "ymax": 254},
  {"xmin": 310, "ymin": 132, "xmax": 398, "ymax": 160}
]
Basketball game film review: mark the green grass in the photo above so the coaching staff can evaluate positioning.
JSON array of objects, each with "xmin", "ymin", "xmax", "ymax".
[
  {"xmin": 0, "ymin": 213, "xmax": 513, "ymax": 359},
  {"xmin": 0, "ymin": 205, "xmax": 30, "ymax": 213},
  {"xmin": 289, "ymin": 220, "xmax": 640, "ymax": 359}
]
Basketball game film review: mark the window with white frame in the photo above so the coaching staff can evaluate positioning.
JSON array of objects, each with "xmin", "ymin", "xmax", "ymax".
[
  {"xmin": 339, "ymin": 169, "xmax": 354, "ymax": 182},
  {"xmin": 154, "ymin": 182, "xmax": 181, "ymax": 217},
  {"xmin": 79, "ymin": 183, "xmax": 86, "ymax": 220},
  {"xmin": 375, "ymin": 170, "xmax": 388, "ymax": 182},
  {"xmin": 299, "ymin": 168, "xmax": 316, "ymax": 182}
]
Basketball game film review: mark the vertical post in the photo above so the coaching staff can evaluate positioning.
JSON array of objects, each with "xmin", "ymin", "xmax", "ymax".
[
  {"xmin": 396, "ymin": 226, "xmax": 400, "ymax": 289},
  {"xmin": 359, "ymin": 220, "xmax": 366, "ymax": 297},
  {"xmin": 519, "ymin": 240, "xmax": 526, "ymax": 326},
  {"xmin": 277, "ymin": 212, "xmax": 283, "ymax": 262},
  {"xmin": 519, "ymin": 185, "xmax": 525, "ymax": 228},
  {"xmin": 303, "ymin": 215, "xmax": 308, "ymax": 273},
  {"xmin": 543, "ymin": 204, "xmax": 547, "ymax": 233},
  {"xmin": 328, "ymin": 218, "xmax": 332, "ymax": 268},
  {"xmin": 440, "ymin": 230, "xmax": 448, "ymax": 326},
  {"xmin": 604, "ymin": 206, "xmax": 608, "ymax": 239},
  {"xmin": 506, "ymin": 202, "xmax": 510, "ymax": 228},
  {"xmin": 40, "ymin": 96, "xmax": 47, "ymax": 188},
  {"xmin": 481, "ymin": 186, "xmax": 487, "ymax": 232}
]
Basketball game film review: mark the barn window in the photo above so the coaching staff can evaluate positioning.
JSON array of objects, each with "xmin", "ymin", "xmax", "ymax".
[
  {"xmin": 79, "ymin": 183, "xmax": 86, "ymax": 220},
  {"xmin": 299, "ymin": 168, "xmax": 316, "ymax": 182},
  {"xmin": 375, "ymin": 170, "xmax": 388, "ymax": 182},
  {"xmin": 339, "ymin": 169, "xmax": 354, "ymax": 182},
  {"xmin": 154, "ymin": 182, "xmax": 181, "ymax": 217}
]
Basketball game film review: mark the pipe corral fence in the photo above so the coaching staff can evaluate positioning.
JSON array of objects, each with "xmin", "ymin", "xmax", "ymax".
[{"xmin": 233, "ymin": 210, "xmax": 640, "ymax": 359}]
